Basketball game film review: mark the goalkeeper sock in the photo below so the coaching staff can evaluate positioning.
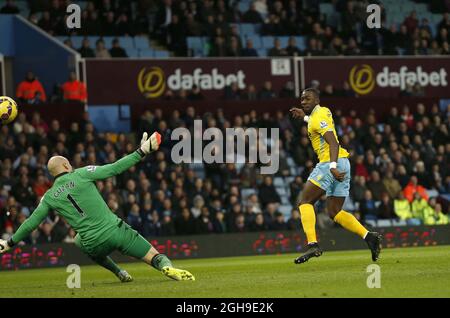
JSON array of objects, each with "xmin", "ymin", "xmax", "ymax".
[
  {"xmin": 90, "ymin": 256, "xmax": 121, "ymax": 275},
  {"xmin": 333, "ymin": 210, "xmax": 369, "ymax": 239},
  {"xmin": 151, "ymin": 254, "xmax": 173, "ymax": 271},
  {"xmin": 299, "ymin": 203, "xmax": 317, "ymax": 244}
]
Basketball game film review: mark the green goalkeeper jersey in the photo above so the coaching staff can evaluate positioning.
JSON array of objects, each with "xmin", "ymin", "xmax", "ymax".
[{"xmin": 11, "ymin": 151, "xmax": 143, "ymax": 248}]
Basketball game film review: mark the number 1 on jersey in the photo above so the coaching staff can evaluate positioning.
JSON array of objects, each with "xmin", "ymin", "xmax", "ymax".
[{"xmin": 67, "ymin": 194, "xmax": 85, "ymax": 217}]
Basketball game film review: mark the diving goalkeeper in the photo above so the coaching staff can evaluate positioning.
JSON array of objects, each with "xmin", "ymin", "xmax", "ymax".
[{"xmin": 0, "ymin": 132, "xmax": 194, "ymax": 282}]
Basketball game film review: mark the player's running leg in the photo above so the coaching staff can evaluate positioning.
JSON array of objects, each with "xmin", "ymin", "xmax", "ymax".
[
  {"xmin": 74, "ymin": 234, "xmax": 132, "ymax": 282},
  {"xmin": 89, "ymin": 255, "xmax": 133, "ymax": 283},
  {"xmin": 115, "ymin": 222, "xmax": 195, "ymax": 281},
  {"xmin": 294, "ymin": 180, "xmax": 325, "ymax": 264},
  {"xmin": 327, "ymin": 196, "xmax": 382, "ymax": 261},
  {"xmin": 142, "ymin": 246, "xmax": 195, "ymax": 281}
]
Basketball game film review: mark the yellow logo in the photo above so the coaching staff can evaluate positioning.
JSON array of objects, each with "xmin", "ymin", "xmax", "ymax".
[
  {"xmin": 137, "ymin": 67, "xmax": 166, "ymax": 98},
  {"xmin": 349, "ymin": 64, "xmax": 375, "ymax": 95}
]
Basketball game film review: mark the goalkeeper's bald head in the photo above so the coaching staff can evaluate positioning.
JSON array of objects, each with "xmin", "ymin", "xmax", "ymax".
[{"xmin": 47, "ymin": 156, "xmax": 73, "ymax": 177}]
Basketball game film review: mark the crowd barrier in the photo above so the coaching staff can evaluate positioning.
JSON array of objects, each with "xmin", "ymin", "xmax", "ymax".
[{"xmin": 1, "ymin": 225, "xmax": 449, "ymax": 271}]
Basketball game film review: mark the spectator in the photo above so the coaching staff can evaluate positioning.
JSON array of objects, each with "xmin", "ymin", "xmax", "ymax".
[
  {"xmin": 0, "ymin": 0, "xmax": 20, "ymax": 14},
  {"xmin": 270, "ymin": 211, "xmax": 287, "ymax": 231},
  {"xmin": 241, "ymin": 39, "xmax": 259, "ymax": 57},
  {"xmin": 411, "ymin": 192, "xmax": 429, "ymax": 219},
  {"xmin": 242, "ymin": 2, "xmax": 264, "ymax": 24},
  {"xmin": 268, "ymin": 38, "xmax": 288, "ymax": 56},
  {"xmin": 187, "ymin": 85, "xmax": 204, "ymax": 101},
  {"xmin": 212, "ymin": 210, "xmax": 227, "ymax": 233},
  {"xmin": 36, "ymin": 222, "xmax": 54, "ymax": 244},
  {"xmin": 377, "ymin": 193, "xmax": 395, "ymax": 219},
  {"xmin": 160, "ymin": 213, "xmax": 176, "ymax": 236},
  {"xmin": 404, "ymin": 10, "xmax": 419, "ymax": 34},
  {"xmin": 382, "ymin": 170, "xmax": 402, "ymax": 200},
  {"xmin": 224, "ymin": 82, "xmax": 241, "ymax": 100},
  {"xmin": 95, "ymin": 39, "xmax": 111, "ymax": 58},
  {"xmin": 258, "ymin": 176, "xmax": 281, "ymax": 207},
  {"xmin": 289, "ymin": 176, "xmax": 303, "ymax": 206},
  {"xmin": 16, "ymin": 71, "xmax": 47, "ymax": 103},
  {"xmin": 243, "ymin": 84, "xmax": 258, "ymax": 101},
  {"xmin": 403, "ymin": 176, "xmax": 429, "ymax": 203},
  {"xmin": 250, "ymin": 213, "xmax": 269, "ymax": 232},
  {"xmin": 258, "ymin": 81, "xmax": 277, "ymax": 100},
  {"xmin": 287, "ymin": 209, "xmax": 302, "ymax": 231},
  {"xmin": 109, "ymin": 38, "xmax": 128, "ymax": 58},
  {"xmin": 78, "ymin": 38, "xmax": 96, "ymax": 58},
  {"xmin": 394, "ymin": 192, "xmax": 412, "ymax": 220},
  {"xmin": 359, "ymin": 190, "xmax": 378, "ymax": 220},
  {"xmin": 285, "ymin": 36, "xmax": 302, "ymax": 56},
  {"xmin": 61, "ymin": 72, "xmax": 88, "ymax": 103},
  {"xmin": 279, "ymin": 81, "xmax": 296, "ymax": 99},
  {"xmin": 366, "ymin": 171, "xmax": 387, "ymax": 201},
  {"xmin": 423, "ymin": 203, "xmax": 449, "ymax": 225}
]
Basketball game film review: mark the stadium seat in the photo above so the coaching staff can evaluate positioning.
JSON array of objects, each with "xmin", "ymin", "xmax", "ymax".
[
  {"xmin": 295, "ymin": 36, "xmax": 306, "ymax": 51},
  {"xmin": 376, "ymin": 219, "xmax": 392, "ymax": 227},
  {"xmin": 365, "ymin": 220, "xmax": 377, "ymax": 228},
  {"xmin": 70, "ymin": 36, "xmax": 84, "ymax": 49},
  {"xmin": 153, "ymin": 50, "xmax": 170, "ymax": 58},
  {"xmin": 187, "ymin": 36, "xmax": 204, "ymax": 57},
  {"xmin": 242, "ymin": 35, "xmax": 262, "ymax": 49},
  {"xmin": 273, "ymin": 177, "xmax": 284, "ymax": 187},
  {"xmin": 126, "ymin": 48, "xmax": 139, "ymax": 58},
  {"xmin": 279, "ymin": 205, "xmax": 292, "ymax": 217},
  {"xmin": 285, "ymin": 176, "xmax": 295, "ymax": 184},
  {"xmin": 238, "ymin": 1, "xmax": 250, "ymax": 13},
  {"xmin": 134, "ymin": 36, "xmax": 150, "ymax": 49},
  {"xmin": 119, "ymin": 37, "xmax": 134, "ymax": 49},
  {"xmin": 392, "ymin": 219, "xmax": 407, "ymax": 226},
  {"xmin": 276, "ymin": 187, "xmax": 287, "ymax": 196},
  {"xmin": 240, "ymin": 23, "xmax": 257, "ymax": 36},
  {"xmin": 241, "ymin": 188, "xmax": 257, "ymax": 199},
  {"xmin": 257, "ymin": 48, "xmax": 266, "ymax": 57},
  {"xmin": 139, "ymin": 48, "xmax": 153, "ymax": 57},
  {"xmin": 278, "ymin": 36, "xmax": 290, "ymax": 48},
  {"xmin": 261, "ymin": 36, "xmax": 275, "ymax": 48}
]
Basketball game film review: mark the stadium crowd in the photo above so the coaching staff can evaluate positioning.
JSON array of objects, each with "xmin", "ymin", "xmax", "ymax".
[
  {"xmin": 1, "ymin": 0, "xmax": 450, "ymax": 57},
  {"xmin": 0, "ymin": 102, "xmax": 449, "ymax": 245}
]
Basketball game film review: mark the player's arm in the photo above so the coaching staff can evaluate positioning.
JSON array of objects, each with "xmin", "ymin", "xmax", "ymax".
[
  {"xmin": 78, "ymin": 132, "xmax": 161, "ymax": 181},
  {"xmin": 0, "ymin": 199, "xmax": 50, "ymax": 253},
  {"xmin": 323, "ymin": 131, "xmax": 345, "ymax": 182},
  {"xmin": 289, "ymin": 107, "xmax": 309, "ymax": 123}
]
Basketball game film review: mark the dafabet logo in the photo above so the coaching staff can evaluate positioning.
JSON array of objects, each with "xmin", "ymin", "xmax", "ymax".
[
  {"xmin": 137, "ymin": 67, "xmax": 247, "ymax": 99},
  {"xmin": 349, "ymin": 64, "xmax": 375, "ymax": 95},
  {"xmin": 349, "ymin": 64, "xmax": 448, "ymax": 95},
  {"xmin": 137, "ymin": 67, "xmax": 166, "ymax": 98}
]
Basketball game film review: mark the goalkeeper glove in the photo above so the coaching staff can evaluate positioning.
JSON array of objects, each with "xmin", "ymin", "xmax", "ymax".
[
  {"xmin": 138, "ymin": 132, "xmax": 162, "ymax": 156},
  {"xmin": 0, "ymin": 239, "xmax": 11, "ymax": 254}
]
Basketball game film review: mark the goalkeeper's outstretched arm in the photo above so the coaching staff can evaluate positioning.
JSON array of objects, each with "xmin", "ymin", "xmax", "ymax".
[
  {"xmin": 0, "ymin": 199, "xmax": 50, "ymax": 253},
  {"xmin": 79, "ymin": 132, "xmax": 161, "ymax": 182}
]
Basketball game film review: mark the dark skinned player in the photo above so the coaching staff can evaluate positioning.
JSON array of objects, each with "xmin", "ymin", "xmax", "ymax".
[{"xmin": 290, "ymin": 88, "xmax": 382, "ymax": 264}]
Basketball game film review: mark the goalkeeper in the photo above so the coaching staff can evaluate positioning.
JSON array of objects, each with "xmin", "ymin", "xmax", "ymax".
[{"xmin": 0, "ymin": 132, "xmax": 194, "ymax": 282}]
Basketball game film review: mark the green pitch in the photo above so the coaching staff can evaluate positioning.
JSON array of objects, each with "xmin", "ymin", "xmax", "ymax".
[{"xmin": 1, "ymin": 245, "xmax": 449, "ymax": 298}]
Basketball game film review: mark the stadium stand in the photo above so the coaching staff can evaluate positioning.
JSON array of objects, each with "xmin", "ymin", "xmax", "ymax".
[
  {"xmin": 1, "ymin": 0, "xmax": 449, "ymax": 57},
  {"xmin": 0, "ymin": 102, "xmax": 448, "ymax": 243}
]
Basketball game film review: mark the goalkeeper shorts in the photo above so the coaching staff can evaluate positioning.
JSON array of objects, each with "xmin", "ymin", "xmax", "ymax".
[{"xmin": 75, "ymin": 220, "xmax": 152, "ymax": 259}]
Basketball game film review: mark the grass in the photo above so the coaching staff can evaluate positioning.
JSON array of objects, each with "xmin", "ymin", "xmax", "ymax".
[{"xmin": 0, "ymin": 245, "xmax": 449, "ymax": 298}]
